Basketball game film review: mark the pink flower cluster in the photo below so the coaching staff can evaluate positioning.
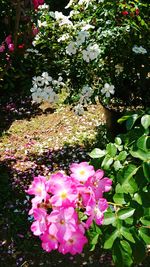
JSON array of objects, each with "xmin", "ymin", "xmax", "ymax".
[
  {"xmin": 0, "ymin": 35, "xmax": 14, "ymax": 53},
  {"xmin": 27, "ymin": 162, "xmax": 112, "ymax": 255}
]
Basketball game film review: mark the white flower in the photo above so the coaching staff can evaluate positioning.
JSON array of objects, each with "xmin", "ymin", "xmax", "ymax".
[
  {"xmin": 82, "ymin": 84, "xmax": 92, "ymax": 96},
  {"xmin": 76, "ymin": 31, "xmax": 89, "ymax": 46},
  {"xmin": 82, "ymin": 49, "xmax": 91, "ymax": 62},
  {"xmin": 32, "ymin": 76, "xmax": 44, "ymax": 87},
  {"xmin": 32, "ymin": 92, "xmax": 42, "ymax": 103},
  {"xmin": 49, "ymin": 11, "xmax": 55, "ymax": 18},
  {"xmin": 38, "ymin": 3, "xmax": 49, "ymax": 10},
  {"xmin": 78, "ymin": 0, "xmax": 91, "ymax": 8},
  {"xmin": 80, "ymin": 85, "xmax": 93, "ymax": 105},
  {"xmin": 54, "ymin": 11, "xmax": 73, "ymax": 26},
  {"xmin": 115, "ymin": 64, "xmax": 124, "ymax": 75},
  {"xmin": 65, "ymin": 0, "xmax": 74, "ymax": 9},
  {"xmin": 47, "ymin": 90, "xmax": 58, "ymax": 103},
  {"xmin": 42, "ymin": 72, "xmax": 52, "ymax": 85},
  {"xmin": 132, "ymin": 45, "xmax": 147, "ymax": 54},
  {"xmin": 30, "ymin": 84, "xmax": 38, "ymax": 93},
  {"xmin": 66, "ymin": 41, "xmax": 77, "ymax": 55},
  {"xmin": 58, "ymin": 33, "xmax": 70, "ymax": 42},
  {"xmin": 87, "ymin": 44, "xmax": 101, "ymax": 60},
  {"xmin": 68, "ymin": 10, "xmax": 80, "ymax": 17},
  {"xmin": 58, "ymin": 76, "xmax": 63, "ymax": 82},
  {"xmin": 38, "ymin": 20, "xmax": 47, "ymax": 28},
  {"xmin": 81, "ymin": 24, "xmax": 95, "ymax": 31},
  {"xmin": 101, "ymin": 83, "xmax": 115, "ymax": 98},
  {"xmin": 74, "ymin": 104, "xmax": 84, "ymax": 115},
  {"xmin": 82, "ymin": 43, "xmax": 100, "ymax": 62}
]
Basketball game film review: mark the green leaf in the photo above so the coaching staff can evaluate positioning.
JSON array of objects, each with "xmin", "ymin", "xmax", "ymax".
[
  {"xmin": 115, "ymin": 137, "xmax": 122, "ymax": 145},
  {"xmin": 137, "ymin": 135, "xmax": 150, "ymax": 152},
  {"xmin": 112, "ymin": 240, "xmax": 133, "ymax": 267},
  {"xmin": 122, "ymin": 178, "xmax": 138, "ymax": 194},
  {"xmin": 132, "ymin": 237, "xmax": 146, "ymax": 264},
  {"xmin": 117, "ymin": 208, "xmax": 135, "ymax": 220},
  {"xmin": 121, "ymin": 227, "xmax": 135, "ymax": 243},
  {"xmin": 89, "ymin": 233, "xmax": 99, "ymax": 251},
  {"xmin": 113, "ymin": 193, "xmax": 126, "ymax": 205},
  {"xmin": 133, "ymin": 193, "xmax": 142, "ymax": 205},
  {"xmin": 143, "ymin": 162, "xmax": 150, "ymax": 182},
  {"xmin": 104, "ymin": 229, "xmax": 118, "ymax": 249},
  {"xmin": 120, "ymin": 164, "xmax": 139, "ymax": 185},
  {"xmin": 117, "ymin": 151, "xmax": 128, "ymax": 161},
  {"xmin": 139, "ymin": 227, "xmax": 150, "ymax": 244},
  {"xmin": 106, "ymin": 143, "xmax": 117, "ymax": 157},
  {"xmin": 140, "ymin": 216, "xmax": 150, "ymax": 226},
  {"xmin": 88, "ymin": 148, "xmax": 106, "ymax": 158},
  {"xmin": 101, "ymin": 155, "xmax": 113, "ymax": 170},
  {"xmin": 141, "ymin": 115, "xmax": 150, "ymax": 129},
  {"xmin": 118, "ymin": 115, "xmax": 130, "ymax": 124},
  {"xmin": 114, "ymin": 160, "xmax": 122, "ymax": 170},
  {"xmin": 103, "ymin": 212, "xmax": 116, "ymax": 225},
  {"xmin": 130, "ymin": 149, "xmax": 150, "ymax": 161},
  {"xmin": 126, "ymin": 114, "xmax": 139, "ymax": 130}
]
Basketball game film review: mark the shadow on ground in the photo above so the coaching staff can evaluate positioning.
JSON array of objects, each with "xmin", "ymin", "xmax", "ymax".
[{"xmin": 0, "ymin": 95, "xmax": 56, "ymax": 137}]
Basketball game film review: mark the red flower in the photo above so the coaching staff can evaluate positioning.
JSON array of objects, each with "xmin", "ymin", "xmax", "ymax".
[
  {"xmin": 122, "ymin": 10, "xmax": 129, "ymax": 16},
  {"xmin": 18, "ymin": 44, "xmax": 25, "ymax": 49},
  {"xmin": 135, "ymin": 8, "xmax": 140, "ymax": 16}
]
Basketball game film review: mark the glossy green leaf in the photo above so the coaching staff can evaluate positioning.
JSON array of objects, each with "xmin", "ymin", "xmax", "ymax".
[
  {"xmin": 140, "ymin": 216, "xmax": 150, "ymax": 226},
  {"xmin": 117, "ymin": 208, "xmax": 135, "ymax": 220},
  {"xmin": 114, "ymin": 160, "xmax": 122, "ymax": 170},
  {"xmin": 120, "ymin": 164, "xmax": 139, "ymax": 185},
  {"xmin": 117, "ymin": 151, "xmax": 128, "ymax": 161},
  {"xmin": 143, "ymin": 162, "xmax": 150, "ymax": 182},
  {"xmin": 103, "ymin": 212, "xmax": 116, "ymax": 225},
  {"xmin": 106, "ymin": 143, "xmax": 117, "ymax": 157},
  {"xmin": 113, "ymin": 193, "xmax": 126, "ymax": 205},
  {"xmin": 130, "ymin": 149, "xmax": 150, "ymax": 161},
  {"xmin": 112, "ymin": 240, "xmax": 133, "ymax": 267},
  {"xmin": 121, "ymin": 227, "xmax": 135, "ymax": 243},
  {"xmin": 122, "ymin": 178, "xmax": 138, "ymax": 194},
  {"xmin": 104, "ymin": 229, "xmax": 118, "ymax": 249},
  {"xmin": 126, "ymin": 114, "xmax": 139, "ymax": 130},
  {"xmin": 118, "ymin": 115, "xmax": 130, "ymax": 124},
  {"xmin": 115, "ymin": 137, "xmax": 122, "ymax": 145},
  {"xmin": 133, "ymin": 193, "xmax": 142, "ymax": 205},
  {"xmin": 88, "ymin": 148, "xmax": 106, "ymax": 159},
  {"xmin": 137, "ymin": 135, "xmax": 150, "ymax": 152},
  {"xmin": 101, "ymin": 155, "xmax": 113, "ymax": 170},
  {"xmin": 139, "ymin": 227, "xmax": 150, "ymax": 244},
  {"xmin": 141, "ymin": 115, "xmax": 150, "ymax": 129}
]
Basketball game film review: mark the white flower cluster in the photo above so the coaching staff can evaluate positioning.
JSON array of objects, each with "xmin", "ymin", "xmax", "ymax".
[
  {"xmin": 74, "ymin": 84, "xmax": 93, "ymax": 115},
  {"xmin": 82, "ymin": 43, "xmax": 101, "ymax": 62},
  {"xmin": 38, "ymin": 20, "xmax": 47, "ymax": 28},
  {"xmin": 38, "ymin": 3, "xmax": 49, "ymax": 10},
  {"xmin": 101, "ymin": 83, "xmax": 115, "ymax": 98},
  {"xmin": 66, "ymin": 31, "xmax": 89, "ymax": 55},
  {"xmin": 30, "ymin": 72, "xmax": 64, "ymax": 103},
  {"xmin": 65, "ymin": 0, "xmax": 92, "ymax": 9},
  {"xmin": 132, "ymin": 45, "xmax": 147, "ymax": 55},
  {"xmin": 54, "ymin": 11, "xmax": 73, "ymax": 26}
]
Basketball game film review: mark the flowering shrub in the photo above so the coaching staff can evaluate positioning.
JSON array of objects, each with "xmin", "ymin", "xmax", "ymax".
[
  {"xmin": 89, "ymin": 110, "xmax": 150, "ymax": 266},
  {"xmin": 26, "ymin": 162, "xmax": 112, "ymax": 254},
  {"xmin": 30, "ymin": 72, "xmax": 65, "ymax": 103},
  {"xmin": 29, "ymin": 0, "xmax": 149, "ymax": 111}
]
